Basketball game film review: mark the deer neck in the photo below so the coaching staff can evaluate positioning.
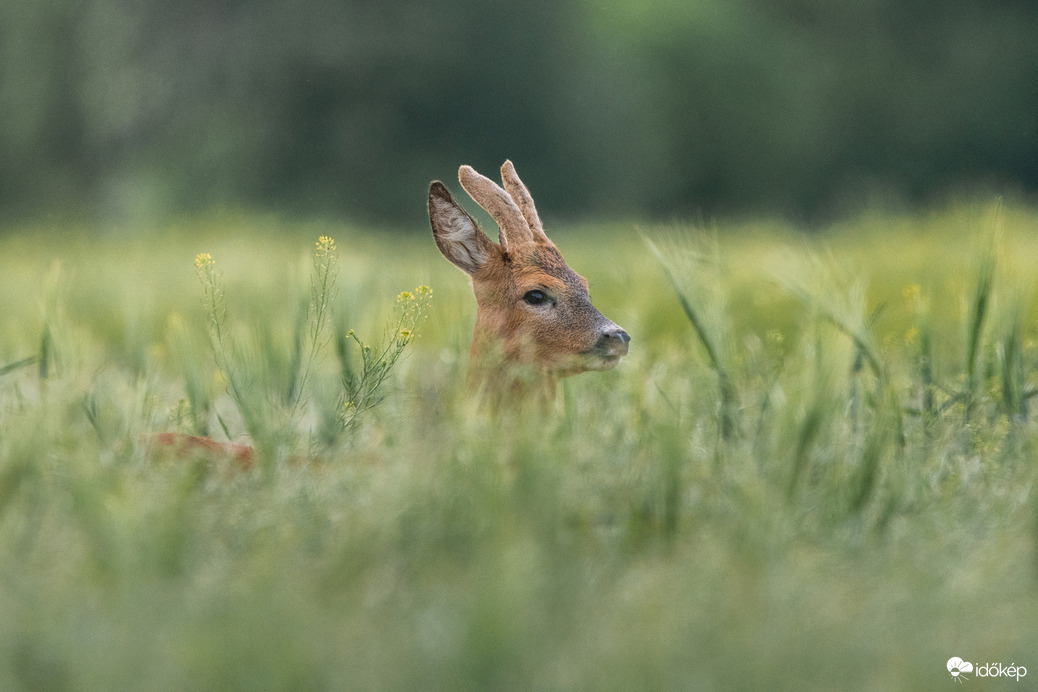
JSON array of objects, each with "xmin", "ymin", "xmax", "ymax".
[{"xmin": 468, "ymin": 319, "xmax": 558, "ymax": 408}]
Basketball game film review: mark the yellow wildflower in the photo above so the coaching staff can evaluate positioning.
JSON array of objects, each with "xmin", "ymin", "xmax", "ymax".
[
  {"xmin": 194, "ymin": 252, "xmax": 214, "ymax": 269},
  {"xmin": 902, "ymin": 284, "xmax": 921, "ymax": 301}
]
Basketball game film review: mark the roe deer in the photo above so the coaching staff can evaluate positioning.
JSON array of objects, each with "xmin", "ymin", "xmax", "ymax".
[
  {"xmin": 152, "ymin": 161, "xmax": 613, "ymax": 462},
  {"xmin": 429, "ymin": 160, "xmax": 630, "ymax": 403}
]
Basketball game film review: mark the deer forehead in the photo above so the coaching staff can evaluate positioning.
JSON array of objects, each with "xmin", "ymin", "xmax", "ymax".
[
  {"xmin": 473, "ymin": 243, "xmax": 589, "ymax": 302},
  {"xmin": 485, "ymin": 243, "xmax": 590, "ymax": 294}
]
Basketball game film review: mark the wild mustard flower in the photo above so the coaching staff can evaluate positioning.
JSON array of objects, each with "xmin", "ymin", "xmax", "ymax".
[
  {"xmin": 339, "ymin": 284, "xmax": 432, "ymax": 429},
  {"xmin": 292, "ymin": 235, "xmax": 340, "ymax": 418},
  {"xmin": 191, "ymin": 235, "xmax": 431, "ymax": 442},
  {"xmin": 398, "ymin": 285, "xmax": 431, "ymax": 303},
  {"xmin": 194, "ymin": 251, "xmax": 225, "ymax": 341},
  {"xmin": 901, "ymin": 283, "xmax": 929, "ymax": 348}
]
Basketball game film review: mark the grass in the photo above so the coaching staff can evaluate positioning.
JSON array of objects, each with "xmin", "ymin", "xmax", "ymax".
[{"xmin": 1, "ymin": 200, "xmax": 1037, "ymax": 690}]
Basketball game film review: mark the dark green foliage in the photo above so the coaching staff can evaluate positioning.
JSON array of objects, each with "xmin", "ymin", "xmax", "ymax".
[{"xmin": 1, "ymin": 0, "xmax": 1036, "ymax": 223}]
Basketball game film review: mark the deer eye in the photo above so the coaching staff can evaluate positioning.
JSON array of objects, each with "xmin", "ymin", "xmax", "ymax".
[{"xmin": 523, "ymin": 290, "xmax": 550, "ymax": 306}]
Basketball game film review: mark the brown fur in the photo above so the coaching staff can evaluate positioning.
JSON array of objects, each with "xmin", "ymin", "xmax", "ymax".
[
  {"xmin": 430, "ymin": 161, "xmax": 630, "ymax": 404},
  {"xmin": 147, "ymin": 433, "xmax": 254, "ymax": 469}
]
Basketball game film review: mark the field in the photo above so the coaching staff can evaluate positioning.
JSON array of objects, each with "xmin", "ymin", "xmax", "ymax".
[{"xmin": 1, "ymin": 201, "xmax": 1037, "ymax": 690}]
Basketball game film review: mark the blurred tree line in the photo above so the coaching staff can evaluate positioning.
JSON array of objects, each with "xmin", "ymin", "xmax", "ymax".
[{"xmin": 1, "ymin": 0, "xmax": 1036, "ymax": 226}]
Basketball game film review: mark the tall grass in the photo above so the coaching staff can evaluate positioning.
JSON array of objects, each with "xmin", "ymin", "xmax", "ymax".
[
  {"xmin": 0, "ymin": 202, "xmax": 1036, "ymax": 690},
  {"xmin": 188, "ymin": 236, "xmax": 430, "ymax": 460}
]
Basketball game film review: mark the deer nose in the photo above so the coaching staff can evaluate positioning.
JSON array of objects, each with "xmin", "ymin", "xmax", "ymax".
[{"xmin": 598, "ymin": 327, "xmax": 631, "ymax": 356}]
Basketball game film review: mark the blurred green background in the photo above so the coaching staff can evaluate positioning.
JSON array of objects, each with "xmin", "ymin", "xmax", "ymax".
[{"xmin": 2, "ymin": 0, "xmax": 1036, "ymax": 226}]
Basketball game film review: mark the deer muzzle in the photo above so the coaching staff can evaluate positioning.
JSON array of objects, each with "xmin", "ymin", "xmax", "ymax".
[{"xmin": 586, "ymin": 323, "xmax": 630, "ymax": 370}]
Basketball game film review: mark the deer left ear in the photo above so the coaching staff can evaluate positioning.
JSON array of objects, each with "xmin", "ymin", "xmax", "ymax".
[{"xmin": 429, "ymin": 182, "xmax": 496, "ymax": 275}]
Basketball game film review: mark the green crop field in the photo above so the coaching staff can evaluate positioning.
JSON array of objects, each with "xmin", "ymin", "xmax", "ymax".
[{"xmin": 1, "ymin": 201, "xmax": 1036, "ymax": 690}]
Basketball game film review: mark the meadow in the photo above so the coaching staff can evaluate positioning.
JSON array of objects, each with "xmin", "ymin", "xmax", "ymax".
[{"xmin": 0, "ymin": 200, "xmax": 1036, "ymax": 690}]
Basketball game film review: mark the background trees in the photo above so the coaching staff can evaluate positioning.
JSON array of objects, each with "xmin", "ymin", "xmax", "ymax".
[{"xmin": 2, "ymin": 0, "xmax": 1035, "ymax": 226}]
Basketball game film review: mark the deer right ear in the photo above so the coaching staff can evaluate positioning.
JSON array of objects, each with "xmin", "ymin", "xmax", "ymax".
[{"xmin": 429, "ymin": 181, "xmax": 496, "ymax": 275}]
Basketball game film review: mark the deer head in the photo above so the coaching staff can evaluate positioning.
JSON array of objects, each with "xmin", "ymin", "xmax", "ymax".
[{"xmin": 429, "ymin": 160, "xmax": 630, "ymax": 400}]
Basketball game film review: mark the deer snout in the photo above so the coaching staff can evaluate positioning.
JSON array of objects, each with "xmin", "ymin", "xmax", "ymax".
[{"xmin": 596, "ymin": 326, "xmax": 631, "ymax": 358}]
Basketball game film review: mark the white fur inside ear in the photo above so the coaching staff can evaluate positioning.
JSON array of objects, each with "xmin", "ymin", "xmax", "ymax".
[{"xmin": 431, "ymin": 196, "xmax": 489, "ymax": 273}]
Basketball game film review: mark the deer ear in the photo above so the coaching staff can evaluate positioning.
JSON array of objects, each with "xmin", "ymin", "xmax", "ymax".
[{"xmin": 429, "ymin": 182, "xmax": 496, "ymax": 275}]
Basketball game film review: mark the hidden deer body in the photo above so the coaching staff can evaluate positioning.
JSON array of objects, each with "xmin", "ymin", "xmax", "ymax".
[{"xmin": 429, "ymin": 161, "xmax": 630, "ymax": 401}]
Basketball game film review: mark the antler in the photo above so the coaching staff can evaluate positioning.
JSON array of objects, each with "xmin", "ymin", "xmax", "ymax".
[
  {"xmin": 500, "ymin": 160, "xmax": 549, "ymax": 243},
  {"xmin": 458, "ymin": 164, "xmax": 536, "ymax": 248}
]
